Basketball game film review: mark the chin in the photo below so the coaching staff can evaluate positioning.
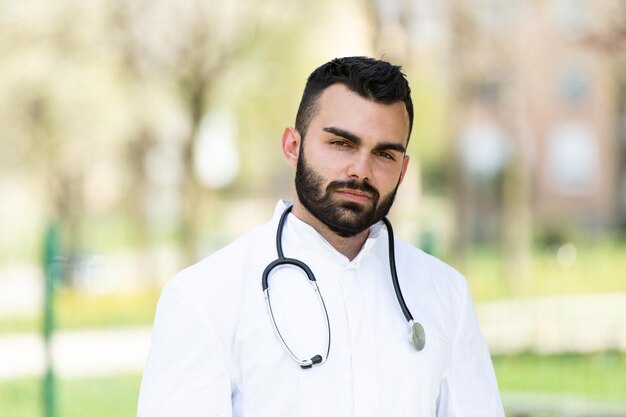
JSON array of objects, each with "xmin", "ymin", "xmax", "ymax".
[{"xmin": 337, "ymin": 201, "xmax": 367, "ymax": 213}]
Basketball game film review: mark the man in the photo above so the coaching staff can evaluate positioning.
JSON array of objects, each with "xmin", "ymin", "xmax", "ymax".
[{"xmin": 138, "ymin": 56, "xmax": 504, "ymax": 417}]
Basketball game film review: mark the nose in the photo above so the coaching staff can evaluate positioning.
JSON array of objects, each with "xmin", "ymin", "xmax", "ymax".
[{"xmin": 346, "ymin": 151, "xmax": 373, "ymax": 182}]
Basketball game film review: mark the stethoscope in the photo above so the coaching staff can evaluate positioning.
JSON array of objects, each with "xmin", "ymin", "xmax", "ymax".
[{"xmin": 262, "ymin": 205, "xmax": 426, "ymax": 369}]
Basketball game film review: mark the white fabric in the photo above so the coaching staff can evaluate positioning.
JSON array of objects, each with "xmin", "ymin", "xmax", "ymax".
[{"xmin": 138, "ymin": 201, "xmax": 504, "ymax": 417}]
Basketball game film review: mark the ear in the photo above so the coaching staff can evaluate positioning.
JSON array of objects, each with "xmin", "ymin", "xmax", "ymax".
[
  {"xmin": 398, "ymin": 155, "xmax": 410, "ymax": 185},
  {"xmin": 282, "ymin": 127, "xmax": 301, "ymax": 168}
]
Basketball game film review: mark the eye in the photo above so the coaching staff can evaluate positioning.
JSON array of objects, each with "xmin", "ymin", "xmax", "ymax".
[
  {"xmin": 375, "ymin": 150, "xmax": 395, "ymax": 160},
  {"xmin": 330, "ymin": 140, "xmax": 352, "ymax": 148}
]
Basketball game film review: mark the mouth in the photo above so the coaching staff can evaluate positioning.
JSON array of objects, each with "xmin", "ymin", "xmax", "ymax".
[{"xmin": 335, "ymin": 188, "xmax": 373, "ymax": 203}]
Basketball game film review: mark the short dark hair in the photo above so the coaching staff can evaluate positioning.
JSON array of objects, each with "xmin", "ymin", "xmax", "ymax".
[{"xmin": 295, "ymin": 56, "xmax": 414, "ymax": 142}]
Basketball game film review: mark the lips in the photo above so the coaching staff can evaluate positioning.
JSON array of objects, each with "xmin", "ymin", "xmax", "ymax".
[
  {"xmin": 327, "ymin": 180, "xmax": 379, "ymax": 204},
  {"xmin": 335, "ymin": 188, "xmax": 373, "ymax": 202}
]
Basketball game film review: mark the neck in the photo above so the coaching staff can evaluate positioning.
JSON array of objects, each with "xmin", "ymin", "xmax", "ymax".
[{"xmin": 290, "ymin": 201, "xmax": 370, "ymax": 261}]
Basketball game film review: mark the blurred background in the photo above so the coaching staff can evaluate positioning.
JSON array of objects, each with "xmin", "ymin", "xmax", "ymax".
[{"xmin": 1, "ymin": 0, "xmax": 625, "ymax": 416}]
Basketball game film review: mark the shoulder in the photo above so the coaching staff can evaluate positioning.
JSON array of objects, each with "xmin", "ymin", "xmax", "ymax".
[
  {"xmin": 159, "ymin": 220, "xmax": 276, "ymax": 315},
  {"xmin": 180, "ymin": 221, "xmax": 274, "ymax": 285}
]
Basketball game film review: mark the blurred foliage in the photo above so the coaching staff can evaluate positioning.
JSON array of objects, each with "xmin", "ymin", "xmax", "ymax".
[
  {"xmin": 0, "ymin": 0, "xmax": 381, "ymax": 265},
  {"xmin": 406, "ymin": 68, "xmax": 450, "ymax": 192}
]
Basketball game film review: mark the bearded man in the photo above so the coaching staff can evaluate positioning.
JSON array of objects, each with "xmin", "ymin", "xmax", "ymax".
[{"xmin": 138, "ymin": 56, "xmax": 504, "ymax": 417}]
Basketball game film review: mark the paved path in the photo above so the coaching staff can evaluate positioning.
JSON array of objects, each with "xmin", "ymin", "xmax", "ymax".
[
  {"xmin": 1, "ymin": 293, "xmax": 625, "ymax": 380},
  {"xmin": 0, "ymin": 326, "xmax": 151, "ymax": 380}
]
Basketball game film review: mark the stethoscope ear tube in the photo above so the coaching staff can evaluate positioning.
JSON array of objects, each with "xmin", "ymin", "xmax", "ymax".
[
  {"xmin": 262, "ymin": 258, "xmax": 317, "ymax": 291},
  {"xmin": 381, "ymin": 217, "xmax": 413, "ymax": 323},
  {"xmin": 275, "ymin": 205, "xmax": 292, "ymax": 259},
  {"xmin": 263, "ymin": 205, "xmax": 331, "ymax": 368}
]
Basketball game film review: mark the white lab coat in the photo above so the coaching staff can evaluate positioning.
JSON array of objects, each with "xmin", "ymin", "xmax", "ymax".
[{"xmin": 138, "ymin": 201, "xmax": 504, "ymax": 417}]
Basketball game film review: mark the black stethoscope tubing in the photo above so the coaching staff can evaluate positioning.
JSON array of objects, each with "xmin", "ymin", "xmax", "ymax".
[
  {"xmin": 262, "ymin": 205, "xmax": 425, "ymax": 369},
  {"xmin": 381, "ymin": 216, "xmax": 413, "ymax": 323},
  {"xmin": 262, "ymin": 207, "xmax": 331, "ymax": 368}
]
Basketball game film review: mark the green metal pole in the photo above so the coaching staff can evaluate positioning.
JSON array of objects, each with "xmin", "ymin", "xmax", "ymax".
[{"xmin": 43, "ymin": 222, "xmax": 61, "ymax": 417}]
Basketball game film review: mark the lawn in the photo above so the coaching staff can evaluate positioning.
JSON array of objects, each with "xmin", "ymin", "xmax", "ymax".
[
  {"xmin": 0, "ymin": 374, "xmax": 141, "ymax": 417},
  {"xmin": 493, "ymin": 351, "xmax": 626, "ymax": 404}
]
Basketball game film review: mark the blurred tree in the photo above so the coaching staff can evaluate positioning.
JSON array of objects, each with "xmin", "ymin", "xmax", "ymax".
[
  {"xmin": 26, "ymin": 93, "xmax": 84, "ymax": 261},
  {"xmin": 104, "ymin": 2, "xmax": 175, "ymax": 289},
  {"xmin": 367, "ymin": 0, "xmax": 410, "ymax": 64},
  {"xmin": 0, "ymin": 0, "xmax": 129, "ymax": 265},
  {"xmin": 105, "ymin": 0, "xmax": 273, "ymax": 263},
  {"xmin": 449, "ymin": 0, "xmax": 532, "ymax": 291},
  {"xmin": 580, "ymin": 0, "xmax": 626, "ymax": 231},
  {"xmin": 446, "ymin": 0, "xmax": 480, "ymax": 271}
]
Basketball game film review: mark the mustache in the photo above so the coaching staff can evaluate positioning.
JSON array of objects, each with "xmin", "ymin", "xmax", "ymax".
[{"xmin": 326, "ymin": 179, "xmax": 379, "ymax": 200}]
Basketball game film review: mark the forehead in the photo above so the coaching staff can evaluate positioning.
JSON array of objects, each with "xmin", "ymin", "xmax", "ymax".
[{"xmin": 311, "ymin": 84, "xmax": 410, "ymax": 145}]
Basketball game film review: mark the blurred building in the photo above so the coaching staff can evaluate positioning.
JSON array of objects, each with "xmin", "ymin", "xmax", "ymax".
[
  {"xmin": 514, "ymin": 0, "xmax": 623, "ymax": 237},
  {"xmin": 392, "ymin": 0, "xmax": 626, "ymax": 242}
]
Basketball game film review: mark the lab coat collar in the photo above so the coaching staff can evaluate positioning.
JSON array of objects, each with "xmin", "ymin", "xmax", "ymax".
[{"xmin": 272, "ymin": 200, "xmax": 385, "ymax": 267}]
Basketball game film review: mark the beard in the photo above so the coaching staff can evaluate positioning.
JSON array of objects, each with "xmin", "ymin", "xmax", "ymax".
[{"xmin": 295, "ymin": 150, "xmax": 400, "ymax": 238}]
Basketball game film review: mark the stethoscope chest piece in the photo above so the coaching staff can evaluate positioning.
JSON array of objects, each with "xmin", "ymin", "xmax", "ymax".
[{"xmin": 410, "ymin": 321, "xmax": 426, "ymax": 351}]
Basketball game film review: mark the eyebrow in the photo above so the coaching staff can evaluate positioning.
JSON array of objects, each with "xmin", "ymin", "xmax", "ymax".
[{"xmin": 323, "ymin": 126, "xmax": 406, "ymax": 154}]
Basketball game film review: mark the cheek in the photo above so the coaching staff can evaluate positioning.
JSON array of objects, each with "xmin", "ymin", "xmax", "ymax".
[
  {"xmin": 307, "ymin": 150, "xmax": 344, "ymax": 178},
  {"xmin": 376, "ymin": 166, "xmax": 404, "ymax": 193},
  {"xmin": 321, "ymin": 159, "xmax": 344, "ymax": 178}
]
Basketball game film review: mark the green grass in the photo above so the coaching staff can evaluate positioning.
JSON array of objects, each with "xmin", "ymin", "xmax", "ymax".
[
  {"xmin": 1, "ymin": 353, "xmax": 625, "ymax": 417},
  {"xmin": 493, "ymin": 351, "xmax": 626, "ymax": 404},
  {"xmin": 0, "ymin": 374, "xmax": 141, "ymax": 417}
]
